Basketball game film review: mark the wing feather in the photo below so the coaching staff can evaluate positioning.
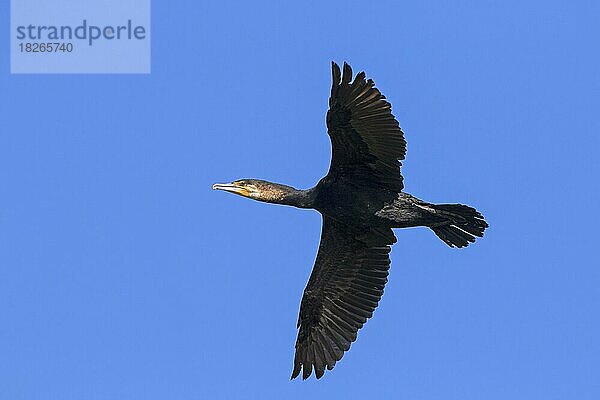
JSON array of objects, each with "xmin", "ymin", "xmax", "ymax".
[
  {"xmin": 291, "ymin": 216, "xmax": 396, "ymax": 380},
  {"xmin": 326, "ymin": 62, "xmax": 406, "ymax": 191}
]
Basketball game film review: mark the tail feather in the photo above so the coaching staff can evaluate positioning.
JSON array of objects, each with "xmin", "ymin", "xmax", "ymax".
[{"xmin": 429, "ymin": 204, "xmax": 488, "ymax": 248}]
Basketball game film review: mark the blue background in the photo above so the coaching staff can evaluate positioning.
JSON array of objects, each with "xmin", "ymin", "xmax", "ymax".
[{"xmin": 1, "ymin": 1, "xmax": 599, "ymax": 399}]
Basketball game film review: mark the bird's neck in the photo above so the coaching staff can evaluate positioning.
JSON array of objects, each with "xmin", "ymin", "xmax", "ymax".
[
  {"xmin": 279, "ymin": 187, "xmax": 315, "ymax": 209},
  {"xmin": 260, "ymin": 183, "xmax": 315, "ymax": 209}
]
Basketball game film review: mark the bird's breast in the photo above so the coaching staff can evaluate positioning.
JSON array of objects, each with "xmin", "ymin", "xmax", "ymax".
[{"xmin": 313, "ymin": 179, "xmax": 388, "ymax": 224}]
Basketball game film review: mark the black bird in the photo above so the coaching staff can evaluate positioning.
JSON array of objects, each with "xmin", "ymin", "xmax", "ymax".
[{"xmin": 213, "ymin": 62, "xmax": 488, "ymax": 380}]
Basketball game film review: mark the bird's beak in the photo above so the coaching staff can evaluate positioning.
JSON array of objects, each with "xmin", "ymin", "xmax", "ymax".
[{"xmin": 212, "ymin": 182, "xmax": 250, "ymax": 197}]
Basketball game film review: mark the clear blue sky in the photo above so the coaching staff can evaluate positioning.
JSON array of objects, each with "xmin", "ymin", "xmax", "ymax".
[{"xmin": 1, "ymin": 1, "xmax": 599, "ymax": 399}]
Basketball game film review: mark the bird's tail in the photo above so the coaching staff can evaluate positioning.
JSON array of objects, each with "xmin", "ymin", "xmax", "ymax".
[{"xmin": 429, "ymin": 204, "xmax": 488, "ymax": 248}]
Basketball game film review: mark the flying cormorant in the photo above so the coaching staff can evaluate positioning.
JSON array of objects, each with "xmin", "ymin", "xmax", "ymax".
[{"xmin": 213, "ymin": 62, "xmax": 488, "ymax": 380}]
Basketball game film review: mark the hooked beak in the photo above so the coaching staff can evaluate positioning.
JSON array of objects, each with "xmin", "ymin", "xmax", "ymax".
[{"xmin": 212, "ymin": 182, "xmax": 250, "ymax": 197}]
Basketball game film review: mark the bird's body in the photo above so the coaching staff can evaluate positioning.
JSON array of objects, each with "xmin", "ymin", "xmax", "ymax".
[{"xmin": 213, "ymin": 62, "xmax": 488, "ymax": 380}]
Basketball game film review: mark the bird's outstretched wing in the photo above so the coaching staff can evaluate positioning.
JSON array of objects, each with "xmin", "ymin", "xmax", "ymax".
[
  {"xmin": 326, "ymin": 61, "xmax": 406, "ymax": 191},
  {"xmin": 291, "ymin": 216, "xmax": 396, "ymax": 380}
]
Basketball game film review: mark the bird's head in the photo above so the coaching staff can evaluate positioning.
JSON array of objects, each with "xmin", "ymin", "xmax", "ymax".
[{"xmin": 212, "ymin": 179, "xmax": 296, "ymax": 204}]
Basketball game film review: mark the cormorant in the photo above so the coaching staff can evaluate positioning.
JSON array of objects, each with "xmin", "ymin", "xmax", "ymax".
[{"xmin": 213, "ymin": 62, "xmax": 488, "ymax": 380}]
